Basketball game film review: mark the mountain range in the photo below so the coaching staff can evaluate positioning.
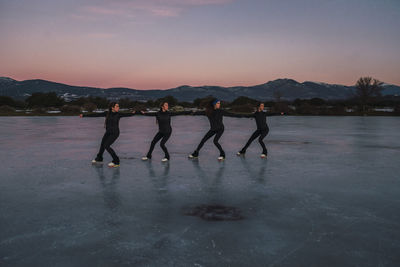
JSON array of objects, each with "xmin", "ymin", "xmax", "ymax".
[{"xmin": 1, "ymin": 77, "xmax": 399, "ymax": 102}]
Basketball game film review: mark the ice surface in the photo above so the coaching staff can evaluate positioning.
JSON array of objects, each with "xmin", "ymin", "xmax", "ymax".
[{"xmin": 1, "ymin": 116, "xmax": 400, "ymax": 266}]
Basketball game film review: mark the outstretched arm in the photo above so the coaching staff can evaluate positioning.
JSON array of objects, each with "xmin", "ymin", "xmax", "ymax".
[
  {"xmin": 191, "ymin": 110, "xmax": 206, "ymax": 116},
  {"xmin": 80, "ymin": 111, "xmax": 107, "ymax": 118},
  {"xmin": 119, "ymin": 110, "xmax": 138, "ymax": 117},
  {"xmin": 266, "ymin": 112, "xmax": 281, "ymax": 116},
  {"xmin": 142, "ymin": 111, "xmax": 157, "ymax": 116}
]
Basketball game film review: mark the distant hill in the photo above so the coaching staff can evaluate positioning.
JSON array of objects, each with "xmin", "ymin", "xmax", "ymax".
[{"xmin": 1, "ymin": 77, "xmax": 399, "ymax": 102}]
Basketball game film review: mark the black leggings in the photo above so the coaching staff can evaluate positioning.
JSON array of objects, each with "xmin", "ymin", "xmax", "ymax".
[
  {"xmin": 241, "ymin": 129, "xmax": 269, "ymax": 154},
  {"xmin": 97, "ymin": 132, "xmax": 120, "ymax": 164},
  {"xmin": 147, "ymin": 131, "xmax": 171, "ymax": 159},
  {"xmin": 195, "ymin": 128, "xmax": 225, "ymax": 156}
]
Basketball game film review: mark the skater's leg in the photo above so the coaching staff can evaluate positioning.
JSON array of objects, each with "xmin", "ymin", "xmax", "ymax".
[
  {"xmin": 240, "ymin": 130, "xmax": 260, "ymax": 153},
  {"xmin": 194, "ymin": 130, "xmax": 215, "ymax": 155},
  {"xmin": 104, "ymin": 133, "xmax": 120, "ymax": 164},
  {"xmin": 258, "ymin": 129, "xmax": 268, "ymax": 154},
  {"xmin": 160, "ymin": 132, "xmax": 171, "ymax": 159},
  {"xmin": 96, "ymin": 132, "xmax": 110, "ymax": 161},
  {"xmin": 147, "ymin": 132, "xmax": 163, "ymax": 158},
  {"xmin": 213, "ymin": 128, "xmax": 225, "ymax": 157}
]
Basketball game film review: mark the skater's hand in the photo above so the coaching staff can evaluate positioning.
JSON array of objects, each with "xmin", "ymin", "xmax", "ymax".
[
  {"xmin": 140, "ymin": 110, "xmax": 145, "ymax": 114},
  {"xmin": 131, "ymin": 110, "xmax": 136, "ymax": 114}
]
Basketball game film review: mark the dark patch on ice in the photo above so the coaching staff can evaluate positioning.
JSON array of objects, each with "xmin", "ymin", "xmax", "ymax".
[
  {"xmin": 182, "ymin": 204, "xmax": 244, "ymax": 221},
  {"xmin": 153, "ymin": 236, "xmax": 170, "ymax": 249}
]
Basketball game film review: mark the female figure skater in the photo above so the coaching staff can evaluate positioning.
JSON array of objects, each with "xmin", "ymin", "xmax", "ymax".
[
  {"xmin": 80, "ymin": 102, "xmax": 137, "ymax": 167},
  {"xmin": 142, "ymin": 102, "xmax": 190, "ymax": 162},
  {"xmin": 237, "ymin": 102, "xmax": 270, "ymax": 158},
  {"xmin": 189, "ymin": 99, "xmax": 233, "ymax": 161}
]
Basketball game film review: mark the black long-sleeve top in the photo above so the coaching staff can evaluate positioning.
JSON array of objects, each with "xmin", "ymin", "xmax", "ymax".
[
  {"xmin": 229, "ymin": 110, "xmax": 275, "ymax": 130},
  {"xmin": 144, "ymin": 110, "xmax": 192, "ymax": 133},
  {"xmin": 192, "ymin": 109, "xmax": 238, "ymax": 131},
  {"xmin": 82, "ymin": 111, "xmax": 136, "ymax": 133},
  {"xmin": 252, "ymin": 111, "xmax": 269, "ymax": 131}
]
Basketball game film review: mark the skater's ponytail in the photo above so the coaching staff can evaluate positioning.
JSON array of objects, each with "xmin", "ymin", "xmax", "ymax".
[{"xmin": 105, "ymin": 102, "xmax": 117, "ymax": 128}]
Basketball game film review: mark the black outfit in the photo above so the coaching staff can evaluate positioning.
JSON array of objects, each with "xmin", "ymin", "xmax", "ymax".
[
  {"xmin": 192, "ymin": 109, "xmax": 236, "ymax": 157},
  {"xmin": 83, "ymin": 111, "xmax": 136, "ymax": 164},
  {"xmin": 239, "ymin": 111, "xmax": 270, "ymax": 154},
  {"xmin": 145, "ymin": 111, "xmax": 190, "ymax": 159}
]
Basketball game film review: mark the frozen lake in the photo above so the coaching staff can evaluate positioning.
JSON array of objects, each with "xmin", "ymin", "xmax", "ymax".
[{"xmin": 1, "ymin": 115, "xmax": 400, "ymax": 266}]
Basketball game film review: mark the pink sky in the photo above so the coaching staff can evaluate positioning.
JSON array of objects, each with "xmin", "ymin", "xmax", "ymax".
[{"xmin": 1, "ymin": 0, "xmax": 399, "ymax": 89}]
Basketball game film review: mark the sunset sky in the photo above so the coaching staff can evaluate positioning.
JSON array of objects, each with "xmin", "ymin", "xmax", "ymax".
[{"xmin": 1, "ymin": 0, "xmax": 399, "ymax": 89}]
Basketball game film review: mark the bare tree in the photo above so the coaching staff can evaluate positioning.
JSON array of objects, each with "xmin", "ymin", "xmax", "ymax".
[{"xmin": 355, "ymin": 77, "xmax": 383, "ymax": 114}]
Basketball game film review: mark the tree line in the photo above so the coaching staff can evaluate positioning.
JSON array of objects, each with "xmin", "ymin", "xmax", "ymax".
[{"xmin": 1, "ymin": 77, "xmax": 400, "ymax": 115}]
